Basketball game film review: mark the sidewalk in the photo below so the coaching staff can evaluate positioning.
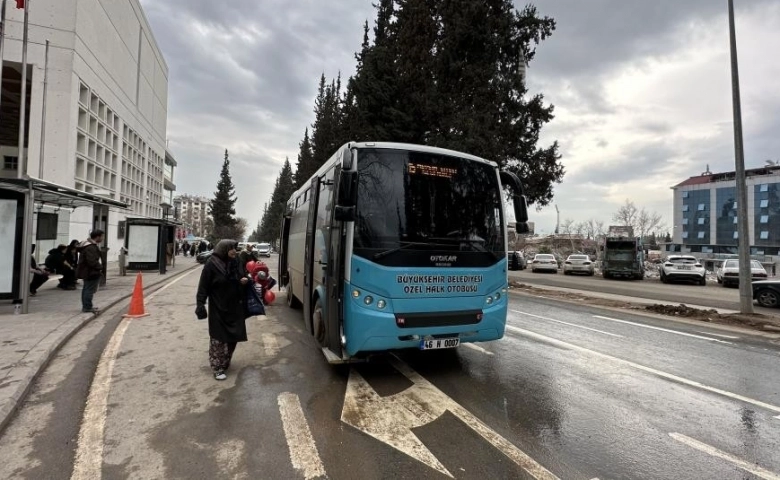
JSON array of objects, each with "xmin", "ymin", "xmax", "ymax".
[{"xmin": 0, "ymin": 257, "xmax": 202, "ymax": 433}]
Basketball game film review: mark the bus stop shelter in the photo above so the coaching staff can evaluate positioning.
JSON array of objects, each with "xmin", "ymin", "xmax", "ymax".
[{"xmin": 0, "ymin": 176, "xmax": 128, "ymax": 313}]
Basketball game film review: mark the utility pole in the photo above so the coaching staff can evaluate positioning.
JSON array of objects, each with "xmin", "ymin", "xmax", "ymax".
[
  {"xmin": 728, "ymin": 0, "xmax": 753, "ymax": 314},
  {"xmin": 554, "ymin": 204, "xmax": 560, "ymax": 235}
]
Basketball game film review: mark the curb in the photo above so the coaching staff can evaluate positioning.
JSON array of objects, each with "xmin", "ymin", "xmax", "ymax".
[
  {"xmin": 508, "ymin": 286, "xmax": 780, "ymax": 339},
  {"xmin": 0, "ymin": 263, "xmax": 202, "ymax": 435}
]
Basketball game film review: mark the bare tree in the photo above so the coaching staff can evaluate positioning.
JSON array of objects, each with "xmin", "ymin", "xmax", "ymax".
[
  {"xmin": 612, "ymin": 199, "xmax": 639, "ymax": 229},
  {"xmin": 636, "ymin": 210, "xmax": 665, "ymax": 241},
  {"xmin": 612, "ymin": 199, "xmax": 664, "ymax": 241}
]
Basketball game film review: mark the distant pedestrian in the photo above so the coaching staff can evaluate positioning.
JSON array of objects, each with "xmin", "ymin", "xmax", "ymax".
[
  {"xmin": 199, "ymin": 241, "xmax": 208, "ymax": 255},
  {"xmin": 182, "ymin": 241, "xmax": 190, "ymax": 257},
  {"xmin": 66, "ymin": 240, "xmax": 80, "ymax": 287},
  {"xmin": 195, "ymin": 239, "xmax": 250, "ymax": 381},
  {"xmin": 76, "ymin": 229, "xmax": 105, "ymax": 313}
]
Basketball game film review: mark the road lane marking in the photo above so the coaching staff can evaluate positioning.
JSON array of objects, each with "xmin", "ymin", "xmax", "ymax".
[
  {"xmin": 463, "ymin": 343, "xmax": 494, "ymax": 355},
  {"xmin": 71, "ymin": 269, "xmax": 198, "ymax": 480},
  {"xmin": 696, "ymin": 332, "xmax": 740, "ymax": 339},
  {"xmin": 278, "ymin": 392, "xmax": 326, "ymax": 479},
  {"xmin": 512, "ymin": 310, "xmax": 623, "ymax": 338},
  {"xmin": 341, "ymin": 357, "xmax": 559, "ymax": 479},
  {"xmin": 71, "ymin": 318, "xmax": 130, "ymax": 480},
  {"xmin": 505, "ymin": 325, "xmax": 780, "ymax": 416},
  {"xmin": 669, "ymin": 432, "xmax": 780, "ymax": 479},
  {"xmin": 592, "ymin": 315, "xmax": 732, "ymax": 344}
]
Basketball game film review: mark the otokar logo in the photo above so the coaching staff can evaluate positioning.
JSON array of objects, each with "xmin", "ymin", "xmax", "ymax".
[{"xmin": 430, "ymin": 255, "xmax": 457, "ymax": 263}]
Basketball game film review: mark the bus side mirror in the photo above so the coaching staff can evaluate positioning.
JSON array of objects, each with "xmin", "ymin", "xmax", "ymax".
[
  {"xmin": 334, "ymin": 206, "xmax": 356, "ymax": 222},
  {"xmin": 500, "ymin": 171, "xmax": 529, "ymax": 223},
  {"xmin": 337, "ymin": 170, "xmax": 357, "ymax": 207}
]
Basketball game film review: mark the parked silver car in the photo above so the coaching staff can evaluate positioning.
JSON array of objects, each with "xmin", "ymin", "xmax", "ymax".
[
  {"xmin": 563, "ymin": 254, "xmax": 595, "ymax": 276},
  {"xmin": 530, "ymin": 254, "xmax": 558, "ymax": 273},
  {"xmin": 716, "ymin": 259, "xmax": 768, "ymax": 287}
]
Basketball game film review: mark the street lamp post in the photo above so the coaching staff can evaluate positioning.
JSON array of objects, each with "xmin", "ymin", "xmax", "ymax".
[{"xmin": 727, "ymin": 0, "xmax": 753, "ymax": 314}]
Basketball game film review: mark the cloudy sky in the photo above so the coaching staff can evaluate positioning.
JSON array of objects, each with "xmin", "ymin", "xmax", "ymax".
[{"xmin": 139, "ymin": 0, "xmax": 780, "ymax": 237}]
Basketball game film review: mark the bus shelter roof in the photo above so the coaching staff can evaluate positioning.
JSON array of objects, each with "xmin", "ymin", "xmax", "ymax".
[{"xmin": 0, "ymin": 176, "xmax": 129, "ymax": 209}]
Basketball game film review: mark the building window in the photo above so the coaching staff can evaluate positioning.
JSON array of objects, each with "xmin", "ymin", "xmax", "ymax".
[
  {"xmin": 760, "ymin": 231, "xmax": 769, "ymax": 239},
  {"xmin": 760, "ymin": 184, "xmax": 769, "ymax": 192},
  {"xmin": 3, "ymin": 156, "xmax": 18, "ymax": 170},
  {"xmin": 682, "ymin": 205, "xmax": 689, "ymax": 212},
  {"xmin": 760, "ymin": 199, "xmax": 769, "ymax": 208},
  {"xmin": 682, "ymin": 232, "xmax": 689, "ymax": 239},
  {"xmin": 682, "ymin": 218, "xmax": 688, "ymax": 225},
  {"xmin": 733, "ymin": 202, "xmax": 738, "ymax": 209},
  {"xmin": 697, "ymin": 231, "xmax": 705, "ymax": 239},
  {"xmin": 733, "ymin": 216, "xmax": 738, "ymax": 224},
  {"xmin": 761, "ymin": 215, "xmax": 769, "ymax": 223},
  {"xmin": 697, "ymin": 203, "xmax": 705, "ymax": 211},
  {"xmin": 118, "ymin": 221, "xmax": 126, "ymax": 239},
  {"xmin": 682, "ymin": 191, "xmax": 689, "ymax": 198},
  {"xmin": 733, "ymin": 231, "xmax": 739, "ymax": 239},
  {"xmin": 697, "ymin": 217, "xmax": 705, "ymax": 225}
]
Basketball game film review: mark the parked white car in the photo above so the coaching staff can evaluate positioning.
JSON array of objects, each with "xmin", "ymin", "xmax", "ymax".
[
  {"xmin": 256, "ymin": 242, "xmax": 272, "ymax": 257},
  {"xmin": 659, "ymin": 255, "xmax": 706, "ymax": 285},
  {"xmin": 716, "ymin": 259, "xmax": 768, "ymax": 287},
  {"xmin": 530, "ymin": 254, "xmax": 558, "ymax": 273},
  {"xmin": 563, "ymin": 254, "xmax": 595, "ymax": 275}
]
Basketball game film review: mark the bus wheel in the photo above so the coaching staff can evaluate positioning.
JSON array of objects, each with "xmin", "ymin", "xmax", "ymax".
[{"xmin": 312, "ymin": 297, "xmax": 328, "ymax": 348}]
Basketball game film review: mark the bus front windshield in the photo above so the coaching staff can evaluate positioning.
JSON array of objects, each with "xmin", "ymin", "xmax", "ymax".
[{"xmin": 353, "ymin": 148, "xmax": 505, "ymax": 267}]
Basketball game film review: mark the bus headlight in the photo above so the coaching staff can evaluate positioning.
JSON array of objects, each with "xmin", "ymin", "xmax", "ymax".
[
  {"xmin": 376, "ymin": 299, "xmax": 386, "ymax": 309},
  {"xmin": 352, "ymin": 290, "xmax": 361, "ymax": 298},
  {"xmin": 494, "ymin": 292, "xmax": 501, "ymax": 300},
  {"xmin": 364, "ymin": 295, "xmax": 374, "ymax": 305},
  {"xmin": 485, "ymin": 296, "xmax": 494, "ymax": 305}
]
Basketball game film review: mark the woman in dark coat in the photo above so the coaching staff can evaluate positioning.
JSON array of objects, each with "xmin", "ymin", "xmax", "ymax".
[
  {"xmin": 195, "ymin": 239, "xmax": 250, "ymax": 380},
  {"xmin": 66, "ymin": 240, "xmax": 80, "ymax": 287},
  {"xmin": 45, "ymin": 244, "xmax": 76, "ymax": 290}
]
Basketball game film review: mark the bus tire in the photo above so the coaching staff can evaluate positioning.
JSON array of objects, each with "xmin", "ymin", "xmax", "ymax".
[
  {"xmin": 312, "ymin": 297, "xmax": 328, "ymax": 348},
  {"xmin": 286, "ymin": 278, "xmax": 302, "ymax": 309}
]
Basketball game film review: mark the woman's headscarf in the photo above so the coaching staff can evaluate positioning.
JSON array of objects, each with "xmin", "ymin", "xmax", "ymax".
[
  {"xmin": 213, "ymin": 239, "xmax": 237, "ymax": 259},
  {"xmin": 210, "ymin": 239, "xmax": 239, "ymax": 278}
]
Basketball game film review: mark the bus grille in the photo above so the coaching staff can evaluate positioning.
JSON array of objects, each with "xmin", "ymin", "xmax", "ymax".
[{"xmin": 394, "ymin": 310, "xmax": 483, "ymax": 328}]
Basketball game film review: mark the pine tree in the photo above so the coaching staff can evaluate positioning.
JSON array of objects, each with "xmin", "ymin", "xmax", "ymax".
[
  {"xmin": 259, "ymin": 158, "xmax": 295, "ymax": 246},
  {"xmin": 208, "ymin": 149, "xmax": 239, "ymax": 241},
  {"xmin": 293, "ymin": 128, "xmax": 316, "ymax": 188},
  {"xmin": 338, "ymin": 0, "xmax": 563, "ymax": 207}
]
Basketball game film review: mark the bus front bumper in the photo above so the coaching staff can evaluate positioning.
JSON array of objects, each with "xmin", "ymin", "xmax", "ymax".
[{"xmin": 342, "ymin": 299, "xmax": 507, "ymax": 356}]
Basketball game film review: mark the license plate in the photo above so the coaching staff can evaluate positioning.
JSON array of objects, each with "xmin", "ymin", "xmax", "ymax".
[
  {"xmin": 420, "ymin": 338, "xmax": 460, "ymax": 350},
  {"xmin": 679, "ymin": 266, "xmax": 691, "ymax": 270}
]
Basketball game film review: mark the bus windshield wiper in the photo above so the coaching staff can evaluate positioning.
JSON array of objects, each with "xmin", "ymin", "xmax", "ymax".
[{"xmin": 373, "ymin": 241, "xmax": 450, "ymax": 260}]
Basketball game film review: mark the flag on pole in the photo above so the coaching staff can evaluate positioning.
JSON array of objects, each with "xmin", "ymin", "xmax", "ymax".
[{"xmin": 16, "ymin": 0, "xmax": 25, "ymax": 9}]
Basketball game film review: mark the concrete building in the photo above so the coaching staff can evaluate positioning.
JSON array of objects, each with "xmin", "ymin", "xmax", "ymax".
[
  {"xmin": 0, "ymin": 0, "xmax": 171, "ymax": 262},
  {"xmin": 670, "ymin": 164, "xmax": 780, "ymax": 257},
  {"xmin": 173, "ymin": 194, "xmax": 211, "ymax": 239}
]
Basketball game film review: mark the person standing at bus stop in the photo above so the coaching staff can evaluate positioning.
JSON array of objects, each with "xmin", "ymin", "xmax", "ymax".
[
  {"xmin": 195, "ymin": 239, "xmax": 250, "ymax": 381},
  {"xmin": 76, "ymin": 229, "xmax": 104, "ymax": 313}
]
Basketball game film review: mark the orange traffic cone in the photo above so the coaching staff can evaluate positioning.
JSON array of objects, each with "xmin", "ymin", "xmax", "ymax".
[{"xmin": 123, "ymin": 272, "xmax": 150, "ymax": 318}]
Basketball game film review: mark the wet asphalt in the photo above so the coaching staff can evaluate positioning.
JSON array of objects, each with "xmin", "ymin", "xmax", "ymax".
[{"xmin": 1, "ymin": 258, "xmax": 779, "ymax": 479}]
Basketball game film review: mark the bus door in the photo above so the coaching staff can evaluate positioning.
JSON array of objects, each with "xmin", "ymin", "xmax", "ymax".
[
  {"xmin": 313, "ymin": 168, "xmax": 339, "ymax": 354},
  {"xmin": 278, "ymin": 207, "xmax": 291, "ymax": 287},
  {"xmin": 324, "ymin": 165, "xmax": 344, "ymax": 355},
  {"xmin": 303, "ymin": 177, "xmax": 320, "ymax": 334}
]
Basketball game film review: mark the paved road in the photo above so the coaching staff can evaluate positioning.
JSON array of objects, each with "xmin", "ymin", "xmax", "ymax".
[
  {"xmin": 509, "ymin": 268, "xmax": 780, "ymax": 315},
  {"xmin": 1, "ymin": 258, "xmax": 779, "ymax": 479}
]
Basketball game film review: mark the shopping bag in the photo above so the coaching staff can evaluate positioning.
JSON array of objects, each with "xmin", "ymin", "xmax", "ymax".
[{"xmin": 245, "ymin": 283, "xmax": 265, "ymax": 317}]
